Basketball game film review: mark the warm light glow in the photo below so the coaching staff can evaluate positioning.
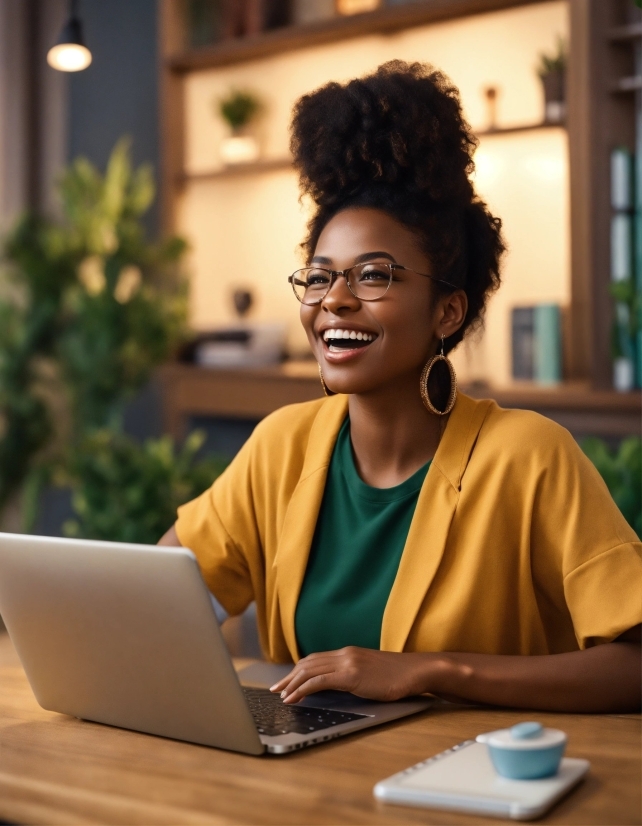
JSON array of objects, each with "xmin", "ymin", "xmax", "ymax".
[
  {"xmin": 336, "ymin": 0, "xmax": 380, "ymax": 15},
  {"xmin": 181, "ymin": 0, "xmax": 570, "ymax": 378},
  {"xmin": 220, "ymin": 135, "xmax": 260, "ymax": 165},
  {"xmin": 47, "ymin": 43, "xmax": 92, "ymax": 72},
  {"xmin": 472, "ymin": 149, "xmax": 505, "ymax": 186}
]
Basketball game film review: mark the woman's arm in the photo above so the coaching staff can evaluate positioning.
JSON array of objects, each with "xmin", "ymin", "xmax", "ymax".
[
  {"xmin": 158, "ymin": 524, "xmax": 181, "ymax": 546},
  {"xmin": 271, "ymin": 625, "xmax": 641, "ymax": 713}
]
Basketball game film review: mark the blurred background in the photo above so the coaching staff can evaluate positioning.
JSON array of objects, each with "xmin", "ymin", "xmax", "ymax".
[{"xmin": 0, "ymin": 0, "xmax": 640, "ymax": 650}]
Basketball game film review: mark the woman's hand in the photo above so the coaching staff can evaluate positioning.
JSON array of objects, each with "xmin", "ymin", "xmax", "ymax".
[
  {"xmin": 269, "ymin": 647, "xmax": 439, "ymax": 704},
  {"xmin": 270, "ymin": 630, "xmax": 642, "ymax": 712}
]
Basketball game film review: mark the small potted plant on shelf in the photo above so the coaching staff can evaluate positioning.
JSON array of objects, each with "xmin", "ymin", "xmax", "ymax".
[
  {"xmin": 217, "ymin": 89, "xmax": 262, "ymax": 165},
  {"xmin": 537, "ymin": 36, "xmax": 567, "ymax": 124}
]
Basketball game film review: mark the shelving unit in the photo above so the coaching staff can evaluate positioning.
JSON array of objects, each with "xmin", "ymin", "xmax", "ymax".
[
  {"xmin": 179, "ymin": 122, "xmax": 565, "ymax": 183},
  {"xmin": 166, "ymin": 0, "xmax": 545, "ymax": 74},
  {"xmin": 469, "ymin": 121, "xmax": 564, "ymax": 137},
  {"xmin": 159, "ymin": 0, "xmax": 642, "ymax": 402},
  {"xmin": 568, "ymin": 0, "xmax": 641, "ymax": 389},
  {"xmin": 160, "ymin": 0, "xmax": 553, "ymax": 230},
  {"xmin": 158, "ymin": 363, "xmax": 642, "ymax": 441},
  {"xmin": 179, "ymin": 157, "xmax": 292, "ymax": 184}
]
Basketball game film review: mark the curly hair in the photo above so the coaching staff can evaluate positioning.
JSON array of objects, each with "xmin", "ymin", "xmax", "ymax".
[{"xmin": 290, "ymin": 61, "xmax": 505, "ymax": 353}]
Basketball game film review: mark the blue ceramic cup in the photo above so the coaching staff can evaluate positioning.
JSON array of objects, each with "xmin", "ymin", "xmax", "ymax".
[{"xmin": 476, "ymin": 722, "xmax": 567, "ymax": 780}]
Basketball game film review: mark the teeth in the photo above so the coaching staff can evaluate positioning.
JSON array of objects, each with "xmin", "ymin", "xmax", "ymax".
[{"xmin": 323, "ymin": 329, "xmax": 375, "ymax": 343}]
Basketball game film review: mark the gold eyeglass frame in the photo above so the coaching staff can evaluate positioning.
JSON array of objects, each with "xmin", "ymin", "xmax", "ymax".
[{"xmin": 288, "ymin": 263, "xmax": 458, "ymax": 305}]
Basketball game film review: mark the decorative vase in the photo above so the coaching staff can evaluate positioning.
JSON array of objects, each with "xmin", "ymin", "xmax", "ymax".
[
  {"xmin": 220, "ymin": 132, "xmax": 260, "ymax": 166},
  {"xmin": 540, "ymin": 69, "xmax": 566, "ymax": 123}
]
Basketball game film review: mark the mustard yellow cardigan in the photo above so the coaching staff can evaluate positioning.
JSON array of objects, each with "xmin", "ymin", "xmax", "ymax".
[{"xmin": 176, "ymin": 393, "xmax": 642, "ymax": 663}]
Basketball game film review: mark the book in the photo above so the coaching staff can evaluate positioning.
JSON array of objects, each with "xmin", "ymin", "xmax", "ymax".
[
  {"xmin": 511, "ymin": 305, "xmax": 561, "ymax": 385},
  {"xmin": 610, "ymin": 147, "xmax": 637, "ymax": 390},
  {"xmin": 611, "ymin": 213, "xmax": 634, "ymax": 283},
  {"xmin": 534, "ymin": 304, "xmax": 562, "ymax": 385},
  {"xmin": 511, "ymin": 308, "xmax": 534, "ymax": 380},
  {"xmin": 611, "ymin": 147, "xmax": 633, "ymax": 210}
]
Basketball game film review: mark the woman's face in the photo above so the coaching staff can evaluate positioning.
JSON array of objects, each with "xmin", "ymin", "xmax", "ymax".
[{"xmin": 300, "ymin": 207, "xmax": 466, "ymax": 396}]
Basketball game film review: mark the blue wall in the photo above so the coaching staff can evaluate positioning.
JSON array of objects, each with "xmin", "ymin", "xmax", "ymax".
[{"xmin": 68, "ymin": 0, "xmax": 160, "ymax": 236}]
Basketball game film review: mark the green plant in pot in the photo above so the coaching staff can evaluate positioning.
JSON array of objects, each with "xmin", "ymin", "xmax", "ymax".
[
  {"xmin": 537, "ymin": 36, "xmax": 567, "ymax": 124},
  {"xmin": 0, "ymin": 138, "xmax": 227, "ymax": 540},
  {"xmin": 62, "ymin": 429, "xmax": 226, "ymax": 545},
  {"xmin": 217, "ymin": 89, "xmax": 262, "ymax": 165},
  {"xmin": 56, "ymin": 139, "xmax": 189, "ymax": 431},
  {"xmin": 581, "ymin": 437, "xmax": 641, "ymax": 537}
]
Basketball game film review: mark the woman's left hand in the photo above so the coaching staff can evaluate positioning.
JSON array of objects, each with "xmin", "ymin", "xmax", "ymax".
[{"xmin": 269, "ymin": 647, "xmax": 436, "ymax": 704}]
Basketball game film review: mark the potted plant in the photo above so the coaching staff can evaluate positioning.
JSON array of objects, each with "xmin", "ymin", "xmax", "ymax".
[
  {"xmin": 0, "ymin": 139, "xmax": 227, "ymax": 537},
  {"xmin": 217, "ymin": 89, "xmax": 262, "ymax": 165},
  {"xmin": 537, "ymin": 37, "xmax": 567, "ymax": 124}
]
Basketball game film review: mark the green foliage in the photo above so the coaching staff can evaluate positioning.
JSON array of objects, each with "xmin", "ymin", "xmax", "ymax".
[
  {"xmin": 0, "ymin": 215, "xmax": 78, "ymax": 506},
  {"xmin": 537, "ymin": 36, "xmax": 567, "ymax": 77},
  {"xmin": 581, "ymin": 437, "xmax": 642, "ymax": 537},
  {"xmin": 0, "ymin": 138, "xmax": 202, "ymax": 530},
  {"xmin": 610, "ymin": 280, "xmax": 641, "ymax": 361},
  {"xmin": 218, "ymin": 90, "xmax": 261, "ymax": 131},
  {"xmin": 62, "ymin": 430, "xmax": 225, "ymax": 545}
]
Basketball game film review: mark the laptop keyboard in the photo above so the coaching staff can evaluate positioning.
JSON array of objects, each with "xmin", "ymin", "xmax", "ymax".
[{"xmin": 242, "ymin": 687, "xmax": 368, "ymax": 737}]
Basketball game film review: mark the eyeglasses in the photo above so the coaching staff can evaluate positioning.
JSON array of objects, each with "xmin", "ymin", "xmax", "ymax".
[{"xmin": 288, "ymin": 262, "xmax": 457, "ymax": 305}]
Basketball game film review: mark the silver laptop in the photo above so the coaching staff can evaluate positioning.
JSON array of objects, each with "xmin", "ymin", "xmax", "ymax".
[{"xmin": 0, "ymin": 532, "xmax": 431, "ymax": 754}]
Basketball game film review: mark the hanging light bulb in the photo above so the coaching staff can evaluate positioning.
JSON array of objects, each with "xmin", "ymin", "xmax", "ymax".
[{"xmin": 47, "ymin": 0, "xmax": 92, "ymax": 73}]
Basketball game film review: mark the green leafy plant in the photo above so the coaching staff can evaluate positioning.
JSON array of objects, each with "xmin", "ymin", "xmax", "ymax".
[
  {"xmin": 63, "ymin": 430, "xmax": 225, "ymax": 545},
  {"xmin": 581, "ymin": 436, "xmax": 641, "ymax": 537},
  {"xmin": 610, "ymin": 279, "xmax": 641, "ymax": 363},
  {"xmin": 218, "ymin": 90, "xmax": 261, "ymax": 131},
  {"xmin": 0, "ymin": 215, "xmax": 78, "ymax": 508},
  {"xmin": 537, "ymin": 36, "xmax": 567, "ymax": 77},
  {"xmin": 0, "ymin": 138, "xmax": 225, "ymax": 540},
  {"xmin": 56, "ymin": 139, "xmax": 188, "ymax": 430}
]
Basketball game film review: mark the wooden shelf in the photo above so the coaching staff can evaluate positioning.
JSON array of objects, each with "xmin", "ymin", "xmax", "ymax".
[
  {"xmin": 167, "ymin": 0, "xmax": 543, "ymax": 73},
  {"xmin": 611, "ymin": 75, "xmax": 642, "ymax": 93},
  {"xmin": 476, "ymin": 121, "xmax": 565, "ymax": 137},
  {"xmin": 158, "ymin": 363, "xmax": 641, "ymax": 440},
  {"xmin": 608, "ymin": 23, "xmax": 642, "ymax": 42},
  {"xmin": 180, "ymin": 158, "xmax": 292, "ymax": 184},
  {"xmin": 180, "ymin": 123, "xmax": 566, "ymax": 184}
]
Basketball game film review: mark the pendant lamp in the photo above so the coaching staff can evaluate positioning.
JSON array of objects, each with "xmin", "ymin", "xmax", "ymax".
[{"xmin": 47, "ymin": 0, "xmax": 92, "ymax": 73}]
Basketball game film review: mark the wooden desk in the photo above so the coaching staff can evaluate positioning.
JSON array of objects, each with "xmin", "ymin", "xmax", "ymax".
[
  {"xmin": 0, "ymin": 636, "xmax": 639, "ymax": 825},
  {"xmin": 158, "ymin": 363, "xmax": 642, "ymax": 441}
]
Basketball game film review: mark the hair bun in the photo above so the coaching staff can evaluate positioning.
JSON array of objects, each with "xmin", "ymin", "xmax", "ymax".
[{"xmin": 290, "ymin": 61, "xmax": 476, "ymax": 208}]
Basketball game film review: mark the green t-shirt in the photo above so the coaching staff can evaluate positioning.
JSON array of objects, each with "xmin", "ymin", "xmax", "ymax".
[{"xmin": 295, "ymin": 418, "xmax": 431, "ymax": 656}]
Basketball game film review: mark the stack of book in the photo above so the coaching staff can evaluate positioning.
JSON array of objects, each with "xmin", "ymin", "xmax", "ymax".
[
  {"xmin": 610, "ymin": 146, "xmax": 641, "ymax": 391},
  {"xmin": 511, "ymin": 304, "xmax": 562, "ymax": 384}
]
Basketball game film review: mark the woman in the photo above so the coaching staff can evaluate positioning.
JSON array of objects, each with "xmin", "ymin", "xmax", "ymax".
[{"xmin": 160, "ymin": 62, "xmax": 641, "ymax": 712}]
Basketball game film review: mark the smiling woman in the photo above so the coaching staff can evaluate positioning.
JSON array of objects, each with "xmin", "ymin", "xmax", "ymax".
[{"xmin": 160, "ymin": 62, "xmax": 641, "ymax": 714}]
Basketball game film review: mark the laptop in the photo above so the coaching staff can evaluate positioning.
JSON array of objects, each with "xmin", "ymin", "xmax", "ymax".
[{"xmin": 0, "ymin": 532, "xmax": 432, "ymax": 754}]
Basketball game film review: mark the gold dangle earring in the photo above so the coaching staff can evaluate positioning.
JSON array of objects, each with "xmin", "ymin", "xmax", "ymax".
[
  {"xmin": 318, "ymin": 364, "xmax": 335, "ymax": 396},
  {"xmin": 420, "ymin": 335, "xmax": 457, "ymax": 416}
]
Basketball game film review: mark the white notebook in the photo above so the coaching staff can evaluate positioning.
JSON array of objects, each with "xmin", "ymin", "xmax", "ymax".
[{"xmin": 374, "ymin": 740, "xmax": 589, "ymax": 821}]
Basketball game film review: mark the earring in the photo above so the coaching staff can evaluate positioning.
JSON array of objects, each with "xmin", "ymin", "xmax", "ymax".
[
  {"xmin": 420, "ymin": 335, "xmax": 457, "ymax": 416},
  {"xmin": 318, "ymin": 364, "xmax": 335, "ymax": 397}
]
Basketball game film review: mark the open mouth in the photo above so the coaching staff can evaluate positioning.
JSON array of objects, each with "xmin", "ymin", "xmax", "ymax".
[{"xmin": 322, "ymin": 328, "xmax": 377, "ymax": 353}]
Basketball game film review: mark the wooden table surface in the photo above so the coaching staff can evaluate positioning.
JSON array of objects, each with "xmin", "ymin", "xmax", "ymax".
[{"xmin": 0, "ymin": 634, "xmax": 639, "ymax": 826}]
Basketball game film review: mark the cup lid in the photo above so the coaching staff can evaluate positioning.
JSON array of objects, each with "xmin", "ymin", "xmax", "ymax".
[{"xmin": 476, "ymin": 721, "xmax": 567, "ymax": 750}]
